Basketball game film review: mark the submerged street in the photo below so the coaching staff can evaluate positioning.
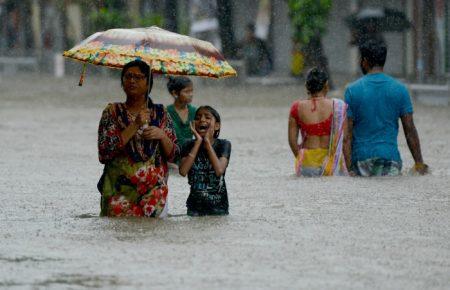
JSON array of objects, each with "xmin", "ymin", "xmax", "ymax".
[{"xmin": 0, "ymin": 74, "xmax": 449, "ymax": 289}]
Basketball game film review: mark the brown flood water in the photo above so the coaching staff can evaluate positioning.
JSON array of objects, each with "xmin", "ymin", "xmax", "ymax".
[{"xmin": 0, "ymin": 74, "xmax": 449, "ymax": 289}]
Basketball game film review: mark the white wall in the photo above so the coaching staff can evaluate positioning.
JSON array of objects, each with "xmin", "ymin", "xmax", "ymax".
[
  {"xmin": 324, "ymin": 0, "xmax": 408, "ymax": 77},
  {"xmin": 270, "ymin": 0, "xmax": 292, "ymax": 75},
  {"xmin": 323, "ymin": 0, "xmax": 353, "ymax": 76},
  {"xmin": 232, "ymin": 0, "xmax": 293, "ymax": 76},
  {"xmin": 231, "ymin": 0, "xmax": 409, "ymax": 78}
]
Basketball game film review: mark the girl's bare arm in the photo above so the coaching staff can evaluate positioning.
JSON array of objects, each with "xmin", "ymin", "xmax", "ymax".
[
  {"xmin": 179, "ymin": 140, "xmax": 202, "ymax": 177},
  {"xmin": 203, "ymin": 139, "xmax": 229, "ymax": 177}
]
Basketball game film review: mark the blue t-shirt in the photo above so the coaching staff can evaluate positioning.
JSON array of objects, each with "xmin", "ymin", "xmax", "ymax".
[{"xmin": 344, "ymin": 73, "xmax": 413, "ymax": 164}]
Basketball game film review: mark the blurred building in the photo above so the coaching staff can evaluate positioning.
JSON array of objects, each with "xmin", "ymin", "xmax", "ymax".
[
  {"xmin": 0, "ymin": 0, "xmax": 449, "ymax": 82},
  {"xmin": 231, "ymin": 0, "xmax": 450, "ymax": 82}
]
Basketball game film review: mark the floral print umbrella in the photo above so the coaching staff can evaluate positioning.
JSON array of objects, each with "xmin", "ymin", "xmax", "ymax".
[{"xmin": 63, "ymin": 26, "xmax": 237, "ymax": 85}]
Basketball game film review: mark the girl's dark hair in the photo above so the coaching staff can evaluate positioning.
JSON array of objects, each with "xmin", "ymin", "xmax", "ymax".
[
  {"xmin": 196, "ymin": 106, "xmax": 221, "ymax": 138},
  {"xmin": 305, "ymin": 67, "xmax": 328, "ymax": 95},
  {"xmin": 166, "ymin": 76, "xmax": 192, "ymax": 95},
  {"xmin": 121, "ymin": 59, "xmax": 153, "ymax": 93}
]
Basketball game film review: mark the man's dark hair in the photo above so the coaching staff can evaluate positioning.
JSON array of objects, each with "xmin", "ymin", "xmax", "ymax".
[
  {"xmin": 359, "ymin": 39, "xmax": 387, "ymax": 68},
  {"xmin": 305, "ymin": 67, "xmax": 328, "ymax": 95}
]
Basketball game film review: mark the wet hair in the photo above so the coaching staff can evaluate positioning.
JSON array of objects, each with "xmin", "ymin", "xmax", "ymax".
[
  {"xmin": 305, "ymin": 67, "xmax": 328, "ymax": 95},
  {"xmin": 196, "ymin": 106, "xmax": 221, "ymax": 138},
  {"xmin": 166, "ymin": 76, "xmax": 192, "ymax": 96},
  {"xmin": 247, "ymin": 23, "xmax": 255, "ymax": 33},
  {"xmin": 121, "ymin": 59, "xmax": 153, "ymax": 93},
  {"xmin": 359, "ymin": 39, "xmax": 387, "ymax": 68}
]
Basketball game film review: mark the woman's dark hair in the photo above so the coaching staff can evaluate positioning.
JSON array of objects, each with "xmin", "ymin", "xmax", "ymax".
[
  {"xmin": 166, "ymin": 76, "xmax": 192, "ymax": 96},
  {"xmin": 359, "ymin": 39, "xmax": 387, "ymax": 68},
  {"xmin": 121, "ymin": 59, "xmax": 153, "ymax": 93},
  {"xmin": 305, "ymin": 67, "xmax": 328, "ymax": 95},
  {"xmin": 196, "ymin": 106, "xmax": 221, "ymax": 138},
  {"xmin": 246, "ymin": 23, "xmax": 256, "ymax": 33}
]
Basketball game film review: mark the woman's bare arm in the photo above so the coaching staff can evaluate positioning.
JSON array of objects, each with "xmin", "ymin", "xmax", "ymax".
[
  {"xmin": 288, "ymin": 117, "xmax": 299, "ymax": 157},
  {"xmin": 121, "ymin": 109, "xmax": 148, "ymax": 145}
]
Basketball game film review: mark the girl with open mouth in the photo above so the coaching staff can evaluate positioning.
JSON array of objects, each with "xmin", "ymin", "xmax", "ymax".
[{"xmin": 178, "ymin": 106, "xmax": 232, "ymax": 216}]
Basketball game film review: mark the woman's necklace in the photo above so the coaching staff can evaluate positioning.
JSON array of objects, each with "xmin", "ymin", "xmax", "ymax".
[
  {"xmin": 308, "ymin": 96, "xmax": 326, "ymax": 112},
  {"xmin": 125, "ymin": 103, "xmax": 150, "ymax": 129},
  {"xmin": 125, "ymin": 102, "xmax": 146, "ymax": 116}
]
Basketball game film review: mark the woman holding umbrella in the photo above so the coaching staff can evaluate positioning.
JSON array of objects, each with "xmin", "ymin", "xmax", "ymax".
[
  {"xmin": 63, "ymin": 26, "xmax": 236, "ymax": 217},
  {"xmin": 97, "ymin": 60, "xmax": 178, "ymax": 217}
]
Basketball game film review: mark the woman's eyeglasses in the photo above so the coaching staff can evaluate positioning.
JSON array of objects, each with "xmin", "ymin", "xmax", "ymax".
[{"xmin": 124, "ymin": 73, "xmax": 146, "ymax": 81}]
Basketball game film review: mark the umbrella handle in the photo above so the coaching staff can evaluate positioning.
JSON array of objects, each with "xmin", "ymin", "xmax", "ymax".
[
  {"xmin": 146, "ymin": 64, "xmax": 153, "ymax": 107},
  {"xmin": 78, "ymin": 64, "xmax": 87, "ymax": 86}
]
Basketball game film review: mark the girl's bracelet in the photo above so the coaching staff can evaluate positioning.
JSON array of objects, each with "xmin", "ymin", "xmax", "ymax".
[{"xmin": 188, "ymin": 152, "xmax": 196, "ymax": 158}]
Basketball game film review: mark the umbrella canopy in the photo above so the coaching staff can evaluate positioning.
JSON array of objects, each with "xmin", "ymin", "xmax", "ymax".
[
  {"xmin": 63, "ymin": 26, "xmax": 237, "ymax": 80},
  {"xmin": 345, "ymin": 7, "xmax": 411, "ymax": 32}
]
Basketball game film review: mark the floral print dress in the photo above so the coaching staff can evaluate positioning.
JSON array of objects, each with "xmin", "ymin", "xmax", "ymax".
[{"xmin": 97, "ymin": 101, "xmax": 178, "ymax": 217}]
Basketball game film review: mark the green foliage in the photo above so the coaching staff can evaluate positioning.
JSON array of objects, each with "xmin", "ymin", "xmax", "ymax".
[
  {"xmin": 287, "ymin": 0, "xmax": 332, "ymax": 45},
  {"xmin": 89, "ymin": 7, "xmax": 129, "ymax": 31},
  {"xmin": 87, "ymin": 1, "xmax": 164, "ymax": 33},
  {"xmin": 137, "ymin": 13, "xmax": 164, "ymax": 28}
]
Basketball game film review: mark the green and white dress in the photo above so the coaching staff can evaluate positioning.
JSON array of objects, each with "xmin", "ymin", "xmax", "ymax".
[{"xmin": 167, "ymin": 104, "xmax": 196, "ymax": 162}]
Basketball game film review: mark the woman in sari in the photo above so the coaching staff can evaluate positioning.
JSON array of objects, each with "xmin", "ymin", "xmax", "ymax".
[
  {"xmin": 97, "ymin": 60, "xmax": 178, "ymax": 217},
  {"xmin": 288, "ymin": 68, "xmax": 348, "ymax": 177}
]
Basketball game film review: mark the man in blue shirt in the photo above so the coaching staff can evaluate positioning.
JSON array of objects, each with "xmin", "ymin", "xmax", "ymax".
[{"xmin": 343, "ymin": 40, "xmax": 428, "ymax": 176}]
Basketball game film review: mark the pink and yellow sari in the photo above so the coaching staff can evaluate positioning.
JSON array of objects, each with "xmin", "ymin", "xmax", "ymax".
[{"xmin": 295, "ymin": 99, "xmax": 348, "ymax": 177}]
